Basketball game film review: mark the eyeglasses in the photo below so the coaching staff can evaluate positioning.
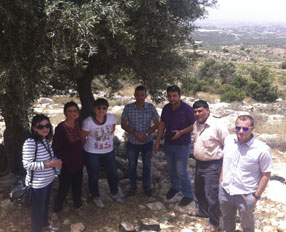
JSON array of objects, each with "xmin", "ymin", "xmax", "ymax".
[
  {"xmin": 36, "ymin": 124, "xmax": 51, "ymax": 130},
  {"xmin": 235, "ymin": 126, "xmax": 253, "ymax": 132},
  {"xmin": 96, "ymin": 106, "xmax": 107, "ymax": 110}
]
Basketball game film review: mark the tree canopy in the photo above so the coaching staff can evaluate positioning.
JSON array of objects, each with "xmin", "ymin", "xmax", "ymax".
[{"xmin": 0, "ymin": 0, "xmax": 216, "ymax": 174}]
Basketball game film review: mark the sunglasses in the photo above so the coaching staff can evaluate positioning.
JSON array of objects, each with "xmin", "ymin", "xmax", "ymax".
[
  {"xmin": 96, "ymin": 106, "xmax": 107, "ymax": 110},
  {"xmin": 235, "ymin": 126, "xmax": 253, "ymax": 132},
  {"xmin": 36, "ymin": 123, "xmax": 51, "ymax": 130}
]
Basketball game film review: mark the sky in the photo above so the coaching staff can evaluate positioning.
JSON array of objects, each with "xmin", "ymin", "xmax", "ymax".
[{"xmin": 203, "ymin": 0, "xmax": 286, "ymax": 24}]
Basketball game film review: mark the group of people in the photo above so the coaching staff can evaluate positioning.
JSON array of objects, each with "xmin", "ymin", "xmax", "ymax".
[{"xmin": 22, "ymin": 85, "xmax": 273, "ymax": 232}]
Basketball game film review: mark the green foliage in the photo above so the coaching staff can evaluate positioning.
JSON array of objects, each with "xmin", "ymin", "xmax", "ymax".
[
  {"xmin": 231, "ymin": 75, "xmax": 249, "ymax": 89},
  {"xmin": 0, "ymin": 0, "xmax": 46, "ymax": 123},
  {"xmin": 246, "ymin": 66, "xmax": 278, "ymax": 102},
  {"xmin": 219, "ymin": 84, "xmax": 246, "ymax": 102},
  {"xmin": 181, "ymin": 74, "xmax": 209, "ymax": 95},
  {"xmin": 197, "ymin": 58, "xmax": 236, "ymax": 84}
]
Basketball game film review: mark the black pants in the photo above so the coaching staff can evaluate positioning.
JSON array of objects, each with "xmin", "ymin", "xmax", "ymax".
[
  {"xmin": 195, "ymin": 159, "xmax": 222, "ymax": 227},
  {"xmin": 53, "ymin": 167, "xmax": 83, "ymax": 213}
]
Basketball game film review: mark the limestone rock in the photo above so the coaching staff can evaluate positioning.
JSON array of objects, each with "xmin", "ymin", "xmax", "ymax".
[
  {"xmin": 119, "ymin": 222, "xmax": 136, "ymax": 232},
  {"xmin": 70, "ymin": 222, "xmax": 85, "ymax": 232},
  {"xmin": 145, "ymin": 202, "xmax": 166, "ymax": 211}
]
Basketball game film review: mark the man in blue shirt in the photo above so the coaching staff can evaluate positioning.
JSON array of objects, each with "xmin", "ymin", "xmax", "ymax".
[{"xmin": 121, "ymin": 86, "xmax": 159, "ymax": 197}]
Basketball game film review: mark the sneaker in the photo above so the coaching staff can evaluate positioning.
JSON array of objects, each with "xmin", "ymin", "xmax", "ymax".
[
  {"xmin": 93, "ymin": 197, "xmax": 104, "ymax": 208},
  {"xmin": 178, "ymin": 196, "xmax": 193, "ymax": 207},
  {"xmin": 127, "ymin": 188, "xmax": 136, "ymax": 197},
  {"xmin": 144, "ymin": 188, "xmax": 152, "ymax": 197},
  {"xmin": 43, "ymin": 224, "xmax": 59, "ymax": 231},
  {"xmin": 111, "ymin": 193, "xmax": 124, "ymax": 203},
  {"xmin": 166, "ymin": 188, "xmax": 179, "ymax": 200}
]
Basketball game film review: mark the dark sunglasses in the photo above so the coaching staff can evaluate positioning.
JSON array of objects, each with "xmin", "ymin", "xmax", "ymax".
[
  {"xmin": 96, "ymin": 106, "xmax": 107, "ymax": 110},
  {"xmin": 235, "ymin": 126, "xmax": 252, "ymax": 132},
  {"xmin": 36, "ymin": 123, "xmax": 51, "ymax": 130}
]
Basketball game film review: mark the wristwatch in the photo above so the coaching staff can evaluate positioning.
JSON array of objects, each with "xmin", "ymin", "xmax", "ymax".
[{"xmin": 252, "ymin": 193, "xmax": 261, "ymax": 200}]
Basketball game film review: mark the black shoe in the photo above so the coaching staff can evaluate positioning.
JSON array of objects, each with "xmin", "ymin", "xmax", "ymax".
[
  {"xmin": 127, "ymin": 188, "xmax": 136, "ymax": 197},
  {"xmin": 178, "ymin": 196, "xmax": 193, "ymax": 207},
  {"xmin": 144, "ymin": 188, "xmax": 152, "ymax": 197},
  {"xmin": 166, "ymin": 188, "xmax": 179, "ymax": 200}
]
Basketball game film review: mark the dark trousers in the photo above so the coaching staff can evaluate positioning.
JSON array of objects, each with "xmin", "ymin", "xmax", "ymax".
[
  {"xmin": 53, "ymin": 167, "xmax": 83, "ymax": 213},
  {"xmin": 127, "ymin": 141, "xmax": 153, "ymax": 190},
  {"xmin": 31, "ymin": 181, "xmax": 53, "ymax": 232},
  {"xmin": 84, "ymin": 150, "xmax": 118, "ymax": 197},
  {"xmin": 195, "ymin": 159, "xmax": 222, "ymax": 227}
]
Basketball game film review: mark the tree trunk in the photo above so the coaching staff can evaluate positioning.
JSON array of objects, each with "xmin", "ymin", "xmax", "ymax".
[
  {"xmin": 77, "ymin": 66, "xmax": 95, "ymax": 121},
  {"xmin": 1, "ymin": 96, "xmax": 29, "ymax": 175}
]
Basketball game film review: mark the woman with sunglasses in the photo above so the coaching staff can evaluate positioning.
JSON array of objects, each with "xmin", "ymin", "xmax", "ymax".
[
  {"xmin": 22, "ymin": 114, "xmax": 62, "ymax": 232},
  {"xmin": 51, "ymin": 101, "xmax": 84, "ymax": 222},
  {"xmin": 81, "ymin": 98, "xmax": 122, "ymax": 208}
]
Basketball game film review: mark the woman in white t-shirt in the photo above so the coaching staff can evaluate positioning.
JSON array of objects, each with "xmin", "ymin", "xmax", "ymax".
[{"xmin": 81, "ymin": 98, "xmax": 123, "ymax": 208}]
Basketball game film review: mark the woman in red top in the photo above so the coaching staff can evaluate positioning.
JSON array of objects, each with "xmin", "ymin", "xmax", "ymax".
[{"xmin": 52, "ymin": 101, "xmax": 84, "ymax": 222}]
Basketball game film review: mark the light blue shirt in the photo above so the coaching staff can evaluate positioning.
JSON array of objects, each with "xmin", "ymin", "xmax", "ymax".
[
  {"xmin": 222, "ymin": 134, "xmax": 273, "ymax": 195},
  {"xmin": 121, "ymin": 102, "xmax": 159, "ymax": 144}
]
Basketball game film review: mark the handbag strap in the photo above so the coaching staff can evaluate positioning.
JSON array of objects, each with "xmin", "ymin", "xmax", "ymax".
[
  {"xmin": 29, "ymin": 140, "xmax": 38, "ymax": 185},
  {"xmin": 41, "ymin": 139, "xmax": 53, "ymax": 159}
]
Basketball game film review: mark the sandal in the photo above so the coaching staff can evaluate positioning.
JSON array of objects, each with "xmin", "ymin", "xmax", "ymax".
[{"xmin": 187, "ymin": 210, "xmax": 208, "ymax": 218}]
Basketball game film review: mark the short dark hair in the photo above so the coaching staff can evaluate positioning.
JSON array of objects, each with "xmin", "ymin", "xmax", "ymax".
[
  {"xmin": 135, "ymin": 85, "xmax": 146, "ymax": 93},
  {"xmin": 193, "ymin": 100, "xmax": 209, "ymax": 109},
  {"xmin": 236, "ymin": 115, "xmax": 255, "ymax": 127},
  {"xmin": 94, "ymin": 98, "xmax": 109, "ymax": 108},
  {"xmin": 167, "ymin": 85, "xmax": 181, "ymax": 95},
  {"xmin": 31, "ymin": 114, "xmax": 53, "ymax": 141},
  {"xmin": 64, "ymin": 101, "xmax": 80, "ymax": 113}
]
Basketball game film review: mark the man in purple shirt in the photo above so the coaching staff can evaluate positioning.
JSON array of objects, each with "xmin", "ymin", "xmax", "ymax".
[{"xmin": 154, "ymin": 85, "xmax": 195, "ymax": 206}]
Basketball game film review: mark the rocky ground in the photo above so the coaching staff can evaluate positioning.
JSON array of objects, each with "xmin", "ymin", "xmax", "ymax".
[{"xmin": 0, "ymin": 94, "xmax": 286, "ymax": 232}]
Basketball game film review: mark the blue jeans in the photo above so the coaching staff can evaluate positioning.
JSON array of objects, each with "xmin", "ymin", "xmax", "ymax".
[
  {"xmin": 127, "ymin": 141, "xmax": 153, "ymax": 189},
  {"xmin": 164, "ymin": 142, "xmax": 193, "ymax": 198},
  {"xmin": 84, "ymin": 150, "xmax": 118, "ymax": 197},
  {"xmin": 31, "ymin": 181, "xmax": 54, "ymax": 232}
]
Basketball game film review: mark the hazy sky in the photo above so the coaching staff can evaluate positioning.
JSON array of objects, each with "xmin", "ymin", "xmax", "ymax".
[{"xmin": 204, "ymin": 0, "xmax": 286, "ymax": 23}]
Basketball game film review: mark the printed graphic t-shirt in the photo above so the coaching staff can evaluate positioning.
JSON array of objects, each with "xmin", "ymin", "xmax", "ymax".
[{"xmin": 82, "ymin": 113, "xmax": 116, "ymax": 154}]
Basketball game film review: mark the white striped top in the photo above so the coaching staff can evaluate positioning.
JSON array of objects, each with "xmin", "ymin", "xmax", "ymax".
[{"xmin": 22, "ymin": 138, "xmax": 55, "ymax": 189}]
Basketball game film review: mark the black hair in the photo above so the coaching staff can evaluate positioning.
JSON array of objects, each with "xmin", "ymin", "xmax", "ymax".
[
  {"xmin": 135, "ymin": 85, "xmax": 147, "ymax": 93},
  {"xmin": 64, "ymin": 101, "xmax": 80, "ymax": 113},
  {"xmin": 167, "ymin": 85, "xmax": 181, "ymax": 95},
  {"xmin": 30, "ymin": 114, "xmax": 53, "ymax": 141},
  {"xmin": 193, "ymin": 100, "xmax": 209, "ymax": 109},
  {"xmin": 94, "ymin": 98, "xmax": 109, "ymax": 108}
]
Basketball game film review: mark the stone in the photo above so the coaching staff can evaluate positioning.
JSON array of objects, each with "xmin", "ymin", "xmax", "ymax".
[
  {"xmin": 37, "ymin": 97, "xmax": 54, "ymax": 104},
  {"xmin": 278, "ymin": 221, "xmax": 286, "ymax": 231},
  {"xmin": 119, "ymin": 222, "xmax": 136, "ymax": 232},
  {"xmin": 145, "ymin": 202, "xmax": 166, "ymax": 211},
  {"xmin": 63, "ymin": 219, "xmax": 71, "ymax": 225},
  {"xmin": 138, "ymin": 218, "xmax": 160, "ymax": 231},
  {"xmin": 262, "ymin": 225, "xmax": 275, "ymax": 232},
  {"xmin": 71, "ymin": 222, "xmax": 85, "ymax": 232}
]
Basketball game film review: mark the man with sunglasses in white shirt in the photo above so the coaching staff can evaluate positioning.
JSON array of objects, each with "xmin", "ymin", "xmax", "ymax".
[{"xmin": 219, "ymin": 115, "xmax": 273, "ymax": 232}]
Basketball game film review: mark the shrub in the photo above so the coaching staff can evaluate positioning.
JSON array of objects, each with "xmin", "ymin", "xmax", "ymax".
[{"xmin": 219, "ymin": 84, "xmax": 246, "ymax": 102}]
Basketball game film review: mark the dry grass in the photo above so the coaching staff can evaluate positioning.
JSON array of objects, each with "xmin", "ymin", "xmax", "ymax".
[{"xmin": 196, "ymin": 92, "xmax": 221, "ymax": 104}]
